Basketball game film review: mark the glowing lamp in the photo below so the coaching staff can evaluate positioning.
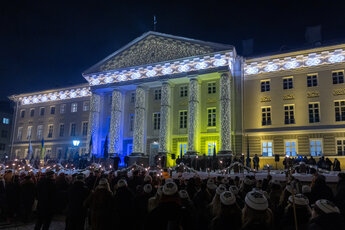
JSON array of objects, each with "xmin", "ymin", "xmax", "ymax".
[{"xmin": 72, "ymin": 140, "xmax": 80, "ymax": 147}]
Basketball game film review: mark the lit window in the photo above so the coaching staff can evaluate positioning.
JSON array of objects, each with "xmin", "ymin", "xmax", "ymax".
[
  {"xmin": 50, "ymin": 106, "xmax": 55, "ymax": 115},
  {"xmin": 59, "ymin": 124, "xmax": 64, "ymax": 137},
  {"xmin": 179, "ymin": 110, "xmax": 187, "ymax": 129},
  {"xmin": 70, "ymin": 123, "xmax": 76, "ymax": 136},
  {"xmin": 335, "ymin": 100, "xmax": 345, "ymax": 121},
  {"xmin": 178, "ymin": 143, "xmax": 188, "ymax": 156},
  {"xmin": 310, "ymin": 139, "xmax": 322, "ymax": 156},
  {"xmin": 207, "ymin": 142, "xmax": 217, "ymax": 156},
  {"xmin": 82, "ymin": 122, "xmax": 88, "ymax": 136},
  {"xmin": 262, "ymin": 141, "xmax": 273, "ymax": 157},
  {"xmin": 2, "ymin": 118, "xmax": 9, "ymax": 125},
  {"xmin": 309, "ymin": 102, "xmax": 320, "ymax": 123},
  {"xmin": 307, "ymin": 74, "xmax": 318, "ymax": 87},
  {"xmin": 60, "ymin": 104, "xmax": 66, "ymax": 114},
  {"xmin": 207, "ymin": 108, "xmax": 216, "ymax": 127},
  {"xmin": 153, "ymin": 112, "xmax": 160, "ymax": 130},
  {"xmin": 284, "ymin": 105, "xmax": 295, "ymax": 124},
  {"xmin": 17, "ymin": 127, "xmax": 23, "ymax": 140},
  {"xmin": 261, "ymin": 80, "xmax": 270, "ymax": 92},
  {"xmin": 83, "ymin": 101, "xmax": 90, "ymax": 111},
  {"xmin": 37, "ymin": 125, "xmax": 43, "ymax": 139},
  {"xmin": 261, "ymin": 106, "xmax": 271, "ymax": 126},
  {"xmin": 27, "ymin": 126, "xmax": 32, "ymax": 139},
  {"xmin": 180, "ymin": 86, "xmax": 188, "ymax": 97},
  {"xmin": 285, "ymin": 140, "xmax": 297, "ymax": 156},
  {"xmin": 283, "ymin": 77, "xmax": 293, "ymax": 89},
  {"xmin": 71, "ymin": 103, "xmax": 78, "ymax": 113},
  {"xmin": 129, "ymin": 115, "xmax": 134, "ymax": 132},
  {"xmin": 332, "ymin": 71, "xmax": 344, "ymax": 84},
  {"xmin": 47, "ymin": 125, "xmax": 54, "ymax": 138},
  {"xmin": 336, "ymin": 139, "xmax": 345, "ymax": 156},
  {"xmin": 154, "ymin": 89, "xmax": 161, "ymax": 100},
  {"xmin": 208, "ymin": 82, "xmax": 216, "ymax": 94}
]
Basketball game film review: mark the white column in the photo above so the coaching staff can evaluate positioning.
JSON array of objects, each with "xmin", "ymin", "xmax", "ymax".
[
  {"xmin": 219, "ymin": 72, "xmax": 232, "ymax": 153},
  {"xmin": 132, "ymin": 86, "xmax": 146, "ymax": 155},
  {"xmin": 86, "ymin": 93, "xmax": 101, "ymax": 155},
  {"xmin": 159, "ymin": 81, "xmax": 171, "ymax": 153},
  {"xmin": 187, "ymin": 76, "xmax": 200, "ymax": 154},
  {"xmin": 109, "ymin": 89, "xmax": 123, "ymax": 154}
]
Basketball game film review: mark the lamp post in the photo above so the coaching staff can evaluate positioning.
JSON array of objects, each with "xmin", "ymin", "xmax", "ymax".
[{"xmin": 72, "ymin": 139, "xmax": 80, "ymax": 161}]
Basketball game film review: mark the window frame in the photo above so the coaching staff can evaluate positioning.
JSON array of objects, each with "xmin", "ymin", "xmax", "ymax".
[
  {"xmin": 154, "ymin": 89, "xmax": 161, "ymax": 100},
  {"xmin": 60, "ymin": 104, "xmax": 66, "ymax": 114},
  {"xmin": 207, "ymin": 82, "xmax": 216, "ymax": 94},
  {"xmin": 30, "ymin": 108, "xmax": 35, "ymax": 117},
  {"xmin": 17, "ymin": 127, "xmax": 23, "ymax": 140},
  {"xmin": 179, "ymin": 110, "xmax": 188, "ymax": 129},
  {"xmin": 283, "ymin": 77, "xmax": 294, "ymax": 90},
  {"xmin": 83, "ymin": 101, "xmax": 90, "ymax": 111},
  {"xmin": 335, "ymin": 100, "xmax": 345, "ymax": 122},
  {"xmin": 308, "ymin": 102, "xmax": 320, "ymax": 123},
  {"xmin": 40, "ymin": 107, "xmax": 45, "ymax": 116},
  {"xmin": 71, "ymin": 103, "xmax": 78, "ymax": 113},
  {"xmin": 47, "ymin": 124, "xmax": 54, "ymax": 138},
  {"xmin": 82, "ymin": 121, "xmax": 88, "ymax": 136},
  {"xmin": 70, "ymin": 123, "xmax": 76, "ymax": 136},
  {"xmin": 336, "ymin": 138, "xmax": 345, "ymax": 156},
  {"xmin": 37, "ymin": 125, "xmax": 43, "ymax": 139},
  {"xmin": 310, "ymin": 138, "xmax": 323, "ymax": 156},
  {"xmin": 261, "ymin": 106, "xmax": 272, "ymax": 126},
  {"xmin": 307, "ymin": 73, "xmax": 318, "ymax": 87},
  {"xmin": 129, "ymin": 114, "xmax": 135, "ymax": 132},
  {"xmin": 207, "ymin": 107, "xmax": 217, "ymax": 127},
  {"xmin": 27, "ymin": 126, "xmax": 32, "ymax": 139},
  {"xmin": 261, "ymin": 140, "xmax": 273, "ymax": 157},
  {"xmin": 59, "ymin": 124, "xmax": 64, "ymax": 137},
  {"xmin": 50, "ymin": 106, "xmax": 55, "ymax": 115},
  {"xmin": 284, "ymin": 104, "xmax": 295, "ymax": 124},
  {"xmin": 20, "ymin": 110, "xmax": 25, "ymax": 118},
  {"xmin": 180, "ymin": 85, "xmax": 188, "ymax": 97},
  {"xmin": 332, "ymin": 70, "xmax": 344, "ymax": 84},
  {"xmin": 284, "ymin": 139, "xmax": 297, "ymax": 156},
  {"xmin": 261, "ymin": 80, "xmax": 270, "ymax": 92},
  {"xmin": 153, "ymin": 112, "xmax": 161, "ymax": 130}
]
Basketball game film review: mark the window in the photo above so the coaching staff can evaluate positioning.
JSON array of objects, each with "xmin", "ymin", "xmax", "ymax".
[
  {"xmin": 309, "ymin": 102, "xmax": 320, "ymax": 123},
  {"xmin": 206, "ymin": 142, "xmax": 217, "ymax": 156},
  {"xmin": 1, "ymin": 130, "xmax": 7, "ymax": 138},
  {"xmin": 0, "ymin": 144, "xmax": 5, "ymax": 151},
  {"xmin": 60, "ymin": 104, "xmax": 66, "ymax": 114},
  {"xmin": 208, "ymin": 82, "xmax": 216, "ymax": 94},
  {"xmin": 284, "ymin": 105, "xmax": 295, "ymax": 124},
  {"xmin": 285, "ymin": 140, "xmax": 297, "ymax": 156},
  {"xmin": 180, "ymin": 86, "xmax": 188, "ymax": 97},
  {"xmin": 27, "ymin": 126, "xmax": 32, "ymax": 139},
  {"xmin": 70, "ymin": 123, "xmax": 76, "ymax": 136},
  {"xmin": 178, "ymin": 143, "xmax": 188, "ymax": 156},
  {"xmin": 310, "ymin": 139, "xmax": 322, "ymax": 156},
  {"xmin": 130, "ymin": 93, "xmax": 136, "ymax": 103},
  {"xmin": 2, "ymin": 118, "xmax": 9, "ymax": 124},
  {"xmin": 82, "ymin": 122, "xmax": 88, "ymax": 136},
  {"xmin": 262, "ymin": 140, "xmax": 273, "ymax": 157},
  {"xmin": 37, "ymin": 125, "xmax": 43, "ymax": 139},
  {"xmin": 20, "ymin": 110, "xmax": 25, "ymax": 118},
  {"xmin": 179, "ymin": 110, "xmax": 188, "ymax": 129},
  {"xmin": 47, "ymin": 125, "xmax": 54, "ymax": 138},
  {"xmin": 332, "ymin": 71, "xmax": 344, "ymax": 84},
  {"xmin": 153, "ymin": 112, "xmax": 160, "ymax": 130},
  {"xmin": 83, "ymin": 101, "xmax": 90, "ymax": 111},
  {"xmin": 283, "ymin": 77, "xmax": 293, "ymax": 89},
  {"xmin": 129, "ymin": 115, "xmax": 135, "ymax": 132},
  {"xmin": 30, "ymin": 109, "xmax": 35, "ymax": 117},
  {"xmin": 50, "ymin": 106, "xmax": 55, "ymax": 114},
  {"xmin": 59, "ymin": 124, "xmax": 64, "ymax": 137},
  {"xmin": 71, "ymin": 103, "xmax": 78, "ymax": 113},
  {"xmin": 336, "ymin": 139, "xmax": 345, "ymax": 156},
  {"xmin": 40, "ymin": 107, "xmax": 45, "ymax": 116},
  {"xmin": 261, "ymin": 80, "xmax": 270, "ymax": 92},
  {"xmin": 307, "ymin": 74, "xmax": 318, "ymax": 87},
  {"xmin": 17, "ymin": 127, "xmax": 23, "ymax": 140},
  {"xmin": 335, "ymin": 100, "xmax": 345, "ymax": 121},
  {"xmin": 261, "ymin": 106, "xmax": 272, "ymax": 126},
  {"xmin": 154, "ymin": 89, "xmax": 161, "ymax": 100},
  {"xmin": 207, "ymin": 108, "xmax": 216, "ymax": 127}
]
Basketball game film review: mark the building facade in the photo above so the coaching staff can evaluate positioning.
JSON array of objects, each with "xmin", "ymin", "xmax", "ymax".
[
  {"xmin": 9, "ymin": 31, "xmax": 345, "ymax": 167},
  {"xmin": 0, "ymin": 102, "xmax": 13, "ymax": 159}
]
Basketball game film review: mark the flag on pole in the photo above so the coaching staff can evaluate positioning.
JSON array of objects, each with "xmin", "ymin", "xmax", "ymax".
[
  {"xmin": 103, "ymin": 135, "xmax": 109, "ymax": 159},
  {"xmin": 27, "ymin": 137, "xmax": 33, "ymax": 160},
  {"xmin": 180, "ymin": 144, "xmax": 183, "ymax": 158},
  {"xmin": 40, "ymin": 138, "xmax": 45, "ymax": 160}
]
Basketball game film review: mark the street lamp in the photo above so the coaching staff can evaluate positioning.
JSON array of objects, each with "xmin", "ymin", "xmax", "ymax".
[{"xmin": 73, "ymin": 140, "xmax": 80, "ymax": 147}]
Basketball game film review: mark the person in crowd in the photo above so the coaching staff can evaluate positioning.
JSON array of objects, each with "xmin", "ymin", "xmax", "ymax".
[
  {"xmin": 281, "ymin": 194, "xmax": 311, "ymax": 230},
  {"xmin": 113, "ymin": 153, "xmax": 121, "ymax": 171},
  {"xmin": 333, "ymin": 158, "xmax": 341, "ymax": 171},
  {"xmin": 302, "ymin": 184, "xmax": 312, "ymax": 202},
  {"xmin": 34, "ymin": 170, "xmax": 57, "ymax": 230},
  {"xmin": 308, "ymin": 156, "xmax": 316, "ymax": 165},
  {"xmin": 246, "ymin": 156, "xmax": 251, "ymax": 168},
  {"xmin": 124, "ymin": 154, "xmax": 129, "ymax": 167},
  {"xmin": 20, "ymin": 174, "xmax": 36, "ymax": 223},
  {"xmin": 65, "ymin": 173, "xmax": 89, "ymax": 230},
  {"xmin": 325, "ymin": 158, "xmax": 333, "ymax": 171},
  {"xmin": 209, "ymin": 184, "xmax": 227, "ymax": 217},
  {"xmin": 334, "ymin": 172, "xmax": 345, "ymax": 219},
  {"xmin": 310, "ymin": 175, "xmax": 334, "ymax": 204},
  {"xmin": 308, "ymin": 199, "xmax": 345, "ymax": 229},
  {"xmin": 253, "ymin": 154, "xmax": 259, "ymax": 170},
  {"xmin": 113, "ymin": 179, "xmax": 134, "ymax": 230},
  {"xmin": 317, "ymin": 156, "xmax": 326, "ymax": 169},
  {"xmin": 84, "ymin": 178, "xmax": 113, "ymax": 230},
  {"xmin": 242, "ymin": 190, "xmax": 273, "ymax": 230}
]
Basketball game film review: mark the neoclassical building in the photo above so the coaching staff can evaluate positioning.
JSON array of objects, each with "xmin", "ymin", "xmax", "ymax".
[{"xmin": 9, "ymin": 31, "xmax": 345, "ymax": 167}]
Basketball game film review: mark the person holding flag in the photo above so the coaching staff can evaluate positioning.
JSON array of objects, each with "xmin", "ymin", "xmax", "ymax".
[
  {"xmin": 40, "ymin": 138, "xmax": 45, "ymax": 165},
  {"xmin": 27, "ymin": 136, "xmax": 33, "ymax": 163}
]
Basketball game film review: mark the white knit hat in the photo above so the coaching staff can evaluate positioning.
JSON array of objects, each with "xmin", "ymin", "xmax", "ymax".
[
  {"xmin": 216, "ymin": 184, "xmax": 227, "ymax": 195},
  {"xmin": 220, "ymin": 191, "xmax": 236, "ymax": 205},
  {"xmin": 285, "ymin": 184, "xmax": 297, "ymax": 194},
  {"xmin": 315, "ymin": 199, "xmax": 340, "ymax": 214},
  {"xmin": 179, "ymin": 190, "xmax": 190, "ymax": 199},
  {"xmin": 143, "ymin": 184, "xmax": 152, "ymax": 194},
  {"xmin": 302, "ymin": 185, "xmax": 311, "ymax": 194},
  {"xmin": 207, "ymin": 182, "xmax": 217, "ymax": 191},
  {"xmin": 288, "ymin": 194, "xmax": 309, "ymax": 206},
  {"xmin": 117, "ymin": 179, "xmax": 127, "ymax": 188},
  {"xmin": 229, "ymin": 185, "xmax": 239, "ymax": 195},
  {"xmin": 163, "ymin": 182, "xmax": 178, "ymax": 196},
  {"xmin": 245, "ymin": 191, "xmax": 268, "ymax": 211}
]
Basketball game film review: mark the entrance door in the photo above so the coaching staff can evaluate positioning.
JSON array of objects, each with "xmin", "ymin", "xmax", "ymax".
[
  {"xmin": 149, "ymin": 142, "xmax": 159, "ymax": 166},
  {"xmin": 178, "ymin": 142, "xmax": 188, "ymax": 157}
]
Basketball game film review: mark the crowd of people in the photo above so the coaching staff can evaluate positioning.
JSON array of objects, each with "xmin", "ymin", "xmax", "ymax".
[{"xmin": 1, "ymin": 164, "xmax": 345, "ymax": 230}]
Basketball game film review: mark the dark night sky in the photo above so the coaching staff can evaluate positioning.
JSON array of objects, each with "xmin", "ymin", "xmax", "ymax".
[{"xmin": 1, "ymin": 0, "xmax": 345, "ymax": 101}]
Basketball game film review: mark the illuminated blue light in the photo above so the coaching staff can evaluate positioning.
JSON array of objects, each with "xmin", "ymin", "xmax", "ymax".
[
  {"xmin": 178, "ymin": 64, "xmax": 190, "ymax": 72},
  {"xmin": 195, "ymin": 62, "xmax": 208, "ymax": 69},
  {"xmin": 80, "ymin": 89, "xmax": 88, "ymax": 97},
  {"xmin": 32, "ymin": 97, "xmax": 39, "ymax": 103},
  {"xmin": 70, "ymin": 91, "xmax": 77, "ymax": 98},
  {"xmin": 105, "ymin": 76, "xmax": 114, "ymax": 84},
  {"xmin": 60, "ymin": 92, "xmax": 67, "ymax": 99},
  {"xmin": 283, "ymin": 61, "xmax": 299, "ymax": 69},
  {"xmin": 306, "ymin": 58, "xmax": 321, "ymax": 66},
  {"xmin": 117, "ymin": 75, "xmax": 127, "ymax": 81},
  {"xmin": 328, "ymin": 55, "xmax": 345, "ymax": 63},
  {"xmin": 213, "ymin": 58, "xmax": 227, "ymax": 67},
  {"xmin": 91, "ymin": 78, "xmax": 100, "ymax": 85},
  {"xmin": 146, "ymin": 69, "xmax": 157, "ymax": 77},
  {"xmin": 264, "ymin": 64, "xmax": 279, "ymax": 72},
  {"xmin": 23, "ymin": 98, "xmax": 30, "ymax": 105},
  {"xmin": 50, "ymin": 94, "xmax": 57, "ymax": 101},
  {"xmin": 245, "ymin": 66, "xmax": 259, "ymax": 75},
  {"xmin": 162, "ymin": 67, "xmax": 173, "ymax": 75},
  {"xmin": 130, "ymin": 72, "xmax": 141, "ymax": 80}
]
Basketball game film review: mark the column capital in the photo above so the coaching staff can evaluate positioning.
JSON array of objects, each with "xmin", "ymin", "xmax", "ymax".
[{"xmin": 218, "ymin": 71, "xmax": 231, "ymax": 78}]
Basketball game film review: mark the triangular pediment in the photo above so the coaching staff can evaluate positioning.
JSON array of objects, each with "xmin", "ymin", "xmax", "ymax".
[{"xmin": 84, "ymin": 31, "xmax": 233, "ymax": 74}]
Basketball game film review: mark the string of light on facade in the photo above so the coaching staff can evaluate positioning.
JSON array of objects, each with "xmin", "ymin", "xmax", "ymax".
[
  {"xmin": 84, "ymin": 52, "xmax": 232, "ymax": 86},
  {"xmin": 18, "ymin": 87, "xmax": 91, "ymax": 105},
  {"xmin": 244, "ymin": 49, "xmax": 345, "ymax": 75}
]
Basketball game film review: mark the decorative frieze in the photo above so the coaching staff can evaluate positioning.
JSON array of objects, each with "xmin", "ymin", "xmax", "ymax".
[
  {"xmin": 283, "ymin": 94, "xmax": 295, "ymax": 100},
  {"xmin": 260, "ymin": 96, "xmax": 271, "ymax": 102},
  {"xmin": 333, "ymin": 88, "xmax": 345, "ymax": 96},
  {"xmin": 307, "ymin": 91, "xmax": 320, "ymax": 98}
]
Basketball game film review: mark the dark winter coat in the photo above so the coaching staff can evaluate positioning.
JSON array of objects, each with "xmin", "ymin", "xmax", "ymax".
[
  {"xmin": 310, "ymin": 183, "xmax": 334, "ymax": 204},
  {"xmin": 66, "ymin": 180, "xmax": 89, "ymax": 218},
  {"xmin": 20, "ymin": 178, "xmax": 36, "ymax": 209},
  {"xmin": 113, "ymin": 187, "xmax": 134, "ymax": 229},
  {"xmin": 209, "ymin": 211, "xmax": 242, "ymax": 230},
  {"xmin": 335, "ymin": 178, "xmax": 345, "ymax": 219},
  {"xmin": 308, "ymin": 213, "xmax": 345, "ymax": 230},
  {"xmin": 36, "ymin": 177, "xmax": 57, "ymax": 216}
]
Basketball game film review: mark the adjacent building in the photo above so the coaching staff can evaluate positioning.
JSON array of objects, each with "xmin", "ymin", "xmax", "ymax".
[
  {"xmin": 0, "ymin": 101, "xmax": 13, "ymax": 159},
  {"xmin": 8, "ymin": 31, "xmax": 345, "ymax": 167}
]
